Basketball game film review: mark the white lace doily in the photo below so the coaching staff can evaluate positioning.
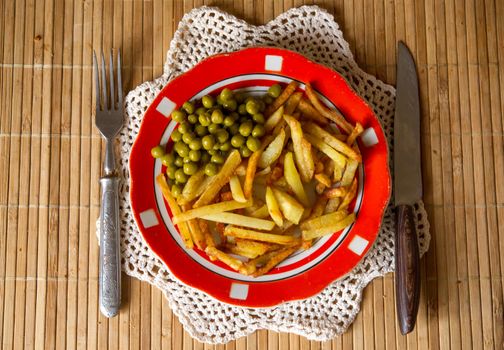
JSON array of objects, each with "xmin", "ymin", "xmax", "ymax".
[{"xmin": 101, "ymin": 5, "xmax": 431, "ymax": 343}]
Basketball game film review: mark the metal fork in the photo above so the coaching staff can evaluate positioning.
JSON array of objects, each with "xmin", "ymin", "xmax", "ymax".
[{"xmin": 93, "ymin": 50, "xmax": 123, "ymax": 318}]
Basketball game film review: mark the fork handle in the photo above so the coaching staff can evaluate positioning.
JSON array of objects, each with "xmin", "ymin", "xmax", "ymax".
[
  {"xmin": 104, "ymin": 139, "xmax": 117, "ymax": 175},
  {"xmin": 99, "ymin": 176, "xmax": 121, "ymax": 317}
]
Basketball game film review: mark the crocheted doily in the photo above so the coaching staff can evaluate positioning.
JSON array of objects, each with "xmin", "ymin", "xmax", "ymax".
[{"xmin": 100, "ymin": 5, "xmax": 431, "ymax": 343}]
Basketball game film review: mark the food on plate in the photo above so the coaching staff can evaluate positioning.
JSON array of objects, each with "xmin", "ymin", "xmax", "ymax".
[{"xmin": 153, "ymin": 82, "xmax": 362, "ymax": 276}]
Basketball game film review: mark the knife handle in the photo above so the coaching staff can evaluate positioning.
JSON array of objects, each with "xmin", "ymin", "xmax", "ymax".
[
  {"xmin": 395, "ymin": 204, "xmax": 420, "ymax": 334},
  {"xmin": 99, "ymin": 176, "xmax": 121, "ymax": 317}
]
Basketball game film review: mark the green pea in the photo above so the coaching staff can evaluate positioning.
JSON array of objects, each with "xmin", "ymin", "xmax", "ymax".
[
  {"xmin": 196, "ymin": 106, "xmax": 207, "ymax": 116},
  {"xmin": 178, "ymin": 123, "xmax": 191, "ymax": 134},
  {"xmin": 200, "ymin": 152, "xmax": 210, "ymax": 164},
  {"xmin": 204, "ymin": 163, "xmax": 218, "ymax": 176},
  {"xmin": 195, "ymin": 124, "xmax": 208, "ymax": 137},
  {"xmin": 239, "ymin": 116, "xmax": 249, "ymax": 124},
  {"xmin": 174, "ymin": 156, "xmax": 184, "ymax": 167},
  {"xmin": 231, "ymin": 134, "xmax": 245, "ymax": 148},
  {"xmin": 188, "ymin": 114, "xmax": 198, "ymax": 124},
  {"xmin": 268, "ymin": 84, "xmax": 282, "ymax": 98},
  {"xmin": 213, "ymin": 143, "xmax": 221, "ymax": 151},
  {"xmin": 166, "ymin": 164, "xmax": 177, "ymax": 180},
  {"xmin": 208, "ymin": 123, "xmax": 220, "ymax": 134},
  {"xmin": 246, "ymin": 100, "xmax": 260, "ymax": 115},
  {"xmin": 202, "ymin": 95, "xmax": 215, "ymax": 108},
  {"xmin": 223, "ymin": 99, "xmax": 237, "ymax": 111},
  {"xmin": 175, "ymin": 169, "xmax": 188, "ymax": 183},
  {"xmin": 219, "ymin": 88, "xmax": 233, "ymax": 101},
  {"xmin": 183, "ymin": 162, "xmax": 198, "ymax": 175},
  {"xmin": 238, "ymin": 103, "xmax": 248, "ymax": 115},
  {"xmin": 252, "ymin": 124, "xmax": 265, "ymax": 138},
  {"xmin": 189, "ymin": 139, "xmax": 202, "ymax": 151},
  {"xmin": 176, "ymin": 143, "xmax": 189, "ymax": 157},
  {"xmin": 223, "ymin": 115, "xmax": 235, "ymax": 127},
  {"xmin": 228, "ymin": 124, "xmax": 239, "ymax": 135},
  {"xmin": 202, "ymin": 135, "xmax": 215, "ymax": 150},
  {"xmin": 151, "ymin": 145, "xmax": 165, "ymax": 158},
  {"xmin": 239, "ymin": 145, "xmax": 252, "ymax": 158},
  {"xmin": 211, "ymin": 153, "xmax": 225, "ymax": 164},
  {"xmin": 216, "ymin": 95, "xmax": 225, "ymax": 106},
  {"xmin": 211, "ymin": 109, "xmax": 224, "ymax": 124},
  {"xmin": 182, "ymin": 101, "xmax": 195, "ymax": 114},
  {"xmin": 182, "ymin": 132, "xmax": 195, "ymax": 145},
  {"xmin": 234, "ymin": 92, "xmax": 245, "ymax": 103},
  {"xmin": 263, "ymin": 95, "xmax": 274, "ymax": 104},
  {"xmin": 246, "ymin": 137, "xmax": 261, "ymax": 152},
  {"xmin": 216, "ymin": 129, "xmax": 229, "ymax": 143},
  {"xmin": 189, "ymin": 150, "xmax": 201, "ymax": 162},
  {"xmin": 171, "ymin": 129, "xmax": 182, "ymax": 142},
  {"xmin": 183, "ymin": 156, "xmax": 192, "ymax": 164},
  {"xmin": 239, "ymin": 121, "xmax": 253, "ymax": 137},
  {"xmin": 160, "ymin": 153, "xmax": 175, "ymax": 166},
  {"xmin": 171, "ymin": 184, "xmax": 182, "ymax": 198},
  {"xmin": 252, "ymin": 113, "xmax": 265, "ymax": 124},
  {"xmin": 172, "ymin": 109, "xmax": 186, "ymax": 123},
  {"xmin": 220, "ymin": 142, "xmax": 231, "ymax": 152},
  {"xmin": 257, "ymin": 99, "xmax": 266, "ymax": 112},
  {"xmin": 208, "ymin": 149, "xmax": 217, "ymax": 156},
  {"xmin": 198, "ymin": 113, "xmax": 211, "ymax": 127}
]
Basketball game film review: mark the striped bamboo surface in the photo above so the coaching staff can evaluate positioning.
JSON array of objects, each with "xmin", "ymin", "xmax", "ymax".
[{"xmin": 0, "ymin": 0, "xmax": 503, "ymax": 349}]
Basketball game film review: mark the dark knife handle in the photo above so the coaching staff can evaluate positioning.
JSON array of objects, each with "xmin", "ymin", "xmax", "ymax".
[{"xmin": 395, "ymin": 204, "xmax": 420, "ymax": 334}]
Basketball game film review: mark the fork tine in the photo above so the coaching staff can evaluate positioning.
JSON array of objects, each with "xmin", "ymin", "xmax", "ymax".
[
  {"xmin": 93, "ymin": 51, "xmax": 100, "ymax": 111},
  {"xmin": 117, "ymin": 49, "xmax": 123, "ymax": 106},
  {"xmin": 101, "ymin": 51, "xmax": 108, "ymax": 110},
  {"xmin": 109, "ymin": 49, "xmax": 115, "ymax": 110}
]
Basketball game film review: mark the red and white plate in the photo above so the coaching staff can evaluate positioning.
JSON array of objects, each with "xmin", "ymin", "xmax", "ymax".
[{"xmin": 129, "ymin": 47, "xmax": 391, "ymax": 307}]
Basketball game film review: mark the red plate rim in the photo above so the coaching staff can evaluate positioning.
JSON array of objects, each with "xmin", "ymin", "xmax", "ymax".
[{"xmin": 129, "ymin": 47, "xmax": 391, "ymax": 307}]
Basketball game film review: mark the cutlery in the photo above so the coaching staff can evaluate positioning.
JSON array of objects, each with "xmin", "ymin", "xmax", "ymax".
[
  {"xmin": 93, "ymin": 50, "xmax": 123, "ymax": 317},
  {"xmin": 394, "ymin": 41, "xmax": 422, "ymax": 335}
]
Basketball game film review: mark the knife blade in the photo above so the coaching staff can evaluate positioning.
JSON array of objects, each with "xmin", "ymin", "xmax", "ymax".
[{"xmin": 393, "ymin": 41, "xmax": 422, "ymax": 335}]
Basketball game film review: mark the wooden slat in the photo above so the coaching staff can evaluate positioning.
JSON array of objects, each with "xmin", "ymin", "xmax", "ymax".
[{"xmin": 0, "ymin": 1, "xmax": 503, "ymax": 349}]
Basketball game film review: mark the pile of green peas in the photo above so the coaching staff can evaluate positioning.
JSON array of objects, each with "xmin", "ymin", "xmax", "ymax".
[{"xmin": 151, "ymin": 84, "xmax": 283, "ymax": 197}]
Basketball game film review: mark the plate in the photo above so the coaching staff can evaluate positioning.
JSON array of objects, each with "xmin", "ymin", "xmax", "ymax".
[{"xmin": 129, "ymin": 47, "xmax": 390, "ymax": 307}]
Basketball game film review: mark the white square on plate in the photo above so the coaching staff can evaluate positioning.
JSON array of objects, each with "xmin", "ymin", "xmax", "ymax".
[
  {"xmin": 264, "ymin": 55, "xmax": 283, "ymax": 72},
  {"xmin": 229, "ymin": 283, "xmax": 249, "ymax": 300},
  {"xmin": 156, "ymin": 97, "xmax": 176, "ymax": 117}
]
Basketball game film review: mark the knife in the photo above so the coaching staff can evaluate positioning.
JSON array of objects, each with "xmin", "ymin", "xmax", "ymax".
[{"xmin": 394, "ymin": 41, "xmax": 422, "ymax": 335}]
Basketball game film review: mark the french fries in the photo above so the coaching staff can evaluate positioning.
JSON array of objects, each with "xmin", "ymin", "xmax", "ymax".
[
  {"xmin": 284, "ymin": 91, "xmax": 303, "ymax": 115},
  {"xmin": 173, "ymin": 199, "xmax": 252, "ymax": 224},
  {"xmin": 271, "ymin": 187, "xmax": 304, "ymax": 225},
  {"xmin": 297, "ymin": 98, "xmax": 328, "ymax": 125},
  {"xmin": 283, "ymin": 152, "xmax": 309, "ymax": 206},
  {"xmin": 250, "ymin": 204, "xmax": 270, "ymax": 219},
  {"xmin": 229, "ymin": 175, "xmax": 247, "ymax": 203},
  {"xmin": 264, "ymin": 105, "xmax": 284, "ymax": 132},
  {"xmin": 304, "ymin": 82, "xmax": 353, "ymax": 133},
  {"xmin": 283, "ymin": 114, "xmax": 314, "ymax": 182},
  {"xmin": 340, "ymin": 159, "xmax": 359, "ymax": 187},
  {"xmin": 258, "ymin": 128, "xmax": 285, "ymax": 168},
  {"xmin": 244, "ymin": 151, "xmax": 261, "ymax": 198},
  {"xmin": 302, "ymin": 213, "xmax": 355, "ymax": 240},
  {"xmin": 338, "ymin": 178, "xmax": 358, "ymax": 210},
  {"xmin": 266, "ymin": 186, "xmax": 283, "ymax": 226},
  {"xmin": 224, "ymin": 226, "xmax": 300, "ymax": 245},
  {"xmin": 253, "ymin": 245, "xmax": 300, "ymax": 277},
  {"xmin": 346, "ymin": 122, "xmax": 364, "ymax": 146},
  {"xmin": 193, "ymin": 150, "xmax": 241, "ymax": 208},
  {"xmin": 202, "ymin": 212, "xmax": 276, "ymax": 231},
  {"xmin": 304, "ymin": 133, "xmax": 347, "ymax": 170},
  {"xmin": 265, "ymin": 81, "xmax": 298, "ymax": 116},
  {"xmin": 178, "ymin": 169, "xmax": 206, "ymax": 205},
  {"xmin": 156, "ymin": 174, "xmax": 194, "ymax": 249},
  {"xmin": 304, "ymin": 122, "xmax": 361, "ymax": 161},
  {"xmin": 154, "ymin": 80, "xmax": 362, "ymax": 277}
]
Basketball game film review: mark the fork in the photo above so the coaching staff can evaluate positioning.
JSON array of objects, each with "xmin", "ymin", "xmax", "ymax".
[{"xmin": 93, "ymin": 50, "xmax": 123, "ymax": 318}]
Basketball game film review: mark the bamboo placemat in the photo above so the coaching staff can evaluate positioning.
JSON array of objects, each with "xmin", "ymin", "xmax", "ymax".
[{"xmin": 0, "ymin": 1, "xmax": 502, "ymax": 349}]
